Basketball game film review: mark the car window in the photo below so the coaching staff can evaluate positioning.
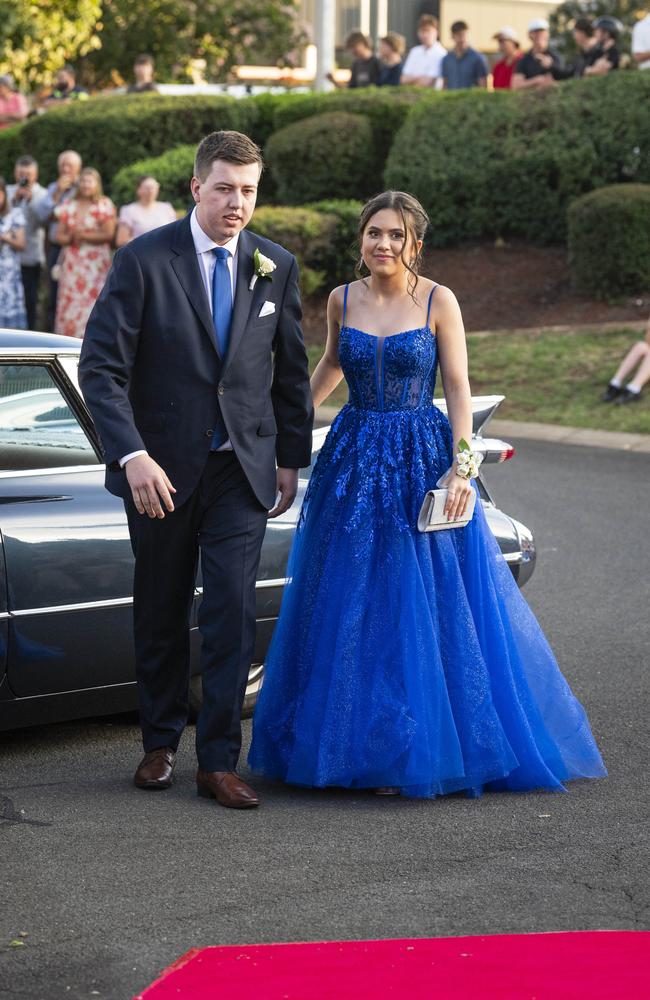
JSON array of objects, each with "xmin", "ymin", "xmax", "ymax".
[{"xmin": 0, "ymin": 364, "xmax": 97, "ymax": 471}]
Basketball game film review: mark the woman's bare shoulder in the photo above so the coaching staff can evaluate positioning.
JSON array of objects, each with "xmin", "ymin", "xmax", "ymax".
[
  {"xmin": 429, "ymin": 281, "xmax": 458, "ymax": 306},
  {"xmin": 328, "ymin": 280, "xmax": 363, "ymax": 317}
]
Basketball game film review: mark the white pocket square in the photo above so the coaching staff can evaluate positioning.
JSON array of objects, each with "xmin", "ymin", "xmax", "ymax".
[{"xmin": 259, "ymin": 300, "xmax": 275, "ymax": 318}]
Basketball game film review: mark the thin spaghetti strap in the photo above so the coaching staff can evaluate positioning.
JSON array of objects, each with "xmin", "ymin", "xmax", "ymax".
[
  {"xmin": 342, "ymin": 283, "xmax": 350, "ymax": 328},
  {"xmin": 425, "ymin": 283, "xmax": 438, "ymax": 328}
]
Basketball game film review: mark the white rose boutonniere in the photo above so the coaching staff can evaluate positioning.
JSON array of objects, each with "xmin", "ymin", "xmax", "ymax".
[
  {"xmin": 455, "ymin": 437, "xmax": 482, "ymax": 480},
  {"xmin": 249, "ymin": 248, "xmax": 277, "ymax": 291}
]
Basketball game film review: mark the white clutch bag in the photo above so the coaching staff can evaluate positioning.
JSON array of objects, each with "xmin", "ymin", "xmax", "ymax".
[{"xmin": 417, "ymin": 471, "xmax": 476, "ymax": 532}]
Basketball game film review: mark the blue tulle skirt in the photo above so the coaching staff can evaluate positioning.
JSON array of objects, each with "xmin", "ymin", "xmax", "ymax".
[{"xmin": 248, "ymin": 403, "xmax": 606, "ymax": 798}]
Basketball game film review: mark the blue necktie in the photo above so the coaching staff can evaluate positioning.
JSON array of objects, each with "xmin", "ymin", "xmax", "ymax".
[
  {"xmin": 210, "ymin": 247, "xmax": 233, "ymax": 449},
  {"xmin": 211, "ymin": 246, "xmax": 233, "ymax": 357}
]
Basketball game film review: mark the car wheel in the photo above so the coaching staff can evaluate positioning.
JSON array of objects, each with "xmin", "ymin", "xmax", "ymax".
[{"xmin": 188, "ymin": 662, "xmax": 265, "ymax": 722}]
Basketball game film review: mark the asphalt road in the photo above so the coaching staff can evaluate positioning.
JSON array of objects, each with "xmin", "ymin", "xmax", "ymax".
[{"xmin": 1, "ymin": 439, "xmax": 648, "ymax": 1000}]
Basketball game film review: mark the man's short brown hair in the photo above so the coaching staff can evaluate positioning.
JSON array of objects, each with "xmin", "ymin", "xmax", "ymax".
[
  {"xmin": 345, "ymin": 30, "xmax": 372, "ymax": 50},
  {"xmin": 194, "ymin": 130, "xmax": 264, "ymax": 182},
  {"xmin": 381, "ymin": 32, "xmax": 406, "ymax": 56},
  {"xmin": 418, "ymin": 14, "xmax": 439, "ymax": 30}
]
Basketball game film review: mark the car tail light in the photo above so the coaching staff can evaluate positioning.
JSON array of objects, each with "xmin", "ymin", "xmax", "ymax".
[{"xmin": 475, "ymin": 439, "xmax": 516, "ymax": 465}]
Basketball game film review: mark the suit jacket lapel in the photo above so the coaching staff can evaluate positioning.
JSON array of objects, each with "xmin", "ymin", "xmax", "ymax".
[{"xmin": 170, "ymin": 215, "xmax": 220, "ymax": 357}]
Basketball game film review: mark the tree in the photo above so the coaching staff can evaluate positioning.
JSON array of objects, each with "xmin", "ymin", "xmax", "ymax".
[
  {"xmin": 0, "ymin": 0, "xmax": 102, "ymax": 89},
  {"xmin": 549, "ymin": 0, "xmax": 640, "ymax": 58},
  {"xmin": 79, "ymin": 0, "xmax": 306, "ymax": 88}
]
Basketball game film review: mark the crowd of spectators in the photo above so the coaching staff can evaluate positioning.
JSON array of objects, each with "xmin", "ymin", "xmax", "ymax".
[
  {"xmin": 331, "ymin": 9, "xmax": 650, "ymax": 93},
  {"xmin": 0, "ymin": 149, "xmax": 175, "ymax": 337}
]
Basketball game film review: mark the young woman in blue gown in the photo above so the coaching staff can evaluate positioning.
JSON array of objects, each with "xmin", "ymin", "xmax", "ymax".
[{"xmin": 249, "ymin": 191, "xmax": 606, "ymax": 799}]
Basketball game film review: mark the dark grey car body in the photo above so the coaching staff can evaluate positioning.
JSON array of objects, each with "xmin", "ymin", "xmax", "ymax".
[{"xmin": 0, "ymin": 331, "xmax": 535, "ymax": 732}]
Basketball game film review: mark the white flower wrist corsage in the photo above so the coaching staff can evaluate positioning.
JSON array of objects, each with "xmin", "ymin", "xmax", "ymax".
[
  {"xmin": 249, "ymin": 247, "xmax": 277, "ymax": 291},
  {"xmin": 454, "ymin": 438, "xmax": 482, "ymax": 480}
]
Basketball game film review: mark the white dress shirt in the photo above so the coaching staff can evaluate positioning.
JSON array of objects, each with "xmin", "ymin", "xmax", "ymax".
[
  {"xmin": 119, "ymin": 208, "xmax": 239, "ymax": 466},
  {"xmin": 632, "ymin": 14, "xmax": 650, "ymax": 70},
  {"xmin": 402, "ymin": 42, "xmax": 448, "ymax": 86}
]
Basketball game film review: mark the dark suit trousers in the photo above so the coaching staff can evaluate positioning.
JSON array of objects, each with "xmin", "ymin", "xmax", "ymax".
[
  {"xmin": 46, "ymin": 244, "xmax": 61, "ymax": 332},
  {"xmin": 20, "ymin": 264, "xmax": 41, "ymax": 330},
  {"xmin": 126, "ymin": 451, "xmax": 268, "ymax": 771}
]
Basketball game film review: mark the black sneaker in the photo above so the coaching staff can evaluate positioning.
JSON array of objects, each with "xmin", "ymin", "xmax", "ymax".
[
  {"xmin": 602, "ymin": 383, "xmax": 622, "ymax": 402},
  {"xmin": 616, "ymin": 388, "xmax": 641, "ymax": 405}
]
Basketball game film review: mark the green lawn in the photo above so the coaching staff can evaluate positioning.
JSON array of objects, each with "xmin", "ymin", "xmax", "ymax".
[{"xmin": 308, "ymin": 327, "xmax": 650, "ymax": 434}]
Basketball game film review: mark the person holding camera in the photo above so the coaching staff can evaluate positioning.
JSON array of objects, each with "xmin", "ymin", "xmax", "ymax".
[
  {"xmin": 7, "ymin": 156, "xmax": 46, "ymax": 330},
  {"xmin": 34, "ymin": 149, "xmax": 82, "ymax": 331}
]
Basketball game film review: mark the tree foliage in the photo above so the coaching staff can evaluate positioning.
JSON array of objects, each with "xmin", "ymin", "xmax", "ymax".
[
  {"xmin": 0, "ymin": 0, "xmax": 304, "ymax": 90},
  {"xmin": 79, "ymin": 0, "xmax": 305, "ymax": 88},
  {"xmin": 0, "ymin": 0, "xmax": 102, "ymax": 88}
]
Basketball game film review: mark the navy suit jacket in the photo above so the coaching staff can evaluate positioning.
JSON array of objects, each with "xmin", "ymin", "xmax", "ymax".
[{"xmin": 79, "ymin": 216, "xmax": 314, "ymax": 510}]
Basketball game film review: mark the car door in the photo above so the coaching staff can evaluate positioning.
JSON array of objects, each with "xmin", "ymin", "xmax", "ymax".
[
  {"xmin": 0, "ymin": 354, "xmax": 136, "ymax": 698},
  {"xmin": 0, "ymin": 538, "xmax": 8, "ymax": 693}
]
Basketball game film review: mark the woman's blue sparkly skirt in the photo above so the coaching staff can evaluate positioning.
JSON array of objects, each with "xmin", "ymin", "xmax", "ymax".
[{"xmin": 248, "ymin": 403, "xmax": 606, "ymax": 798}]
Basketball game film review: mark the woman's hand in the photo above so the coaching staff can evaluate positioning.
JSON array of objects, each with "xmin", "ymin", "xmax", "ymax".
[{"xmin": 440, "ymin": 469, "xmax": 474, "ymax": 522}]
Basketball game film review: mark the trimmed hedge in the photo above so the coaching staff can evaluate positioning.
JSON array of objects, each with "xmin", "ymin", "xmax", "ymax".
[
  {"xmin": 568, "ymin": 185, "xmax": 650, "ymax": 299},
  {"xmin": 385, "ymin": 72, "xmax": 650, "ymax": 247},
  {"xmin": 1, "ymin": 94, "xmax": 257, "ymax": 191},
  {"xmin": 0, "ymin": 124, "xmax": 27, "ymax": 178},
  {"xmin": 306, "ymin": 198, "xmax": 361, "ymax": 281},
  {"xmin": 260, "ymin": 87, "xmax": 431, "ymax": 195},
  {"xmin": 112, "ymin": 145, "xmax": 196, "ymax": 209},
  {"xmin": 0, "ymin": 87, "xmax": 425, "ymax": 199},
  {"xmin": 4, "ymin": 75, "xmax": 650, "ymax": 252},
  {"xmin": 266, "ymin": 112, "xmax": 374, "ymax": 205},
  {"xmin": 253, "ymin": 199, "xmax": 362, "ymax": 296}
]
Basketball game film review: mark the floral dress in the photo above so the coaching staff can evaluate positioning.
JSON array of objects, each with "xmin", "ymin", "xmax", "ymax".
[
  {"xmin": 0, "ymin": 206, "xmax": 27, "ymax": 329},
  {"xmin": 54, "ymin": 197, "xmax": 115, "ymax": 339}
]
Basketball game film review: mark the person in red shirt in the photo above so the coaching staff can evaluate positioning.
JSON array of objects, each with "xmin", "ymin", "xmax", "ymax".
[
  {"xmin": 492, "ymin": 27, "xmax": 522, "ymax": 89},
  {"xmin": 0, "ymin": 75, "xmax": 28, "ymax": 130}
]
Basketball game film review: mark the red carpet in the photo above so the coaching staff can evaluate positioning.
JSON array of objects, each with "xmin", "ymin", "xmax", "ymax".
[{"xmin": 136, "ymin": 931, "xmax": 649, "ymax": 998}]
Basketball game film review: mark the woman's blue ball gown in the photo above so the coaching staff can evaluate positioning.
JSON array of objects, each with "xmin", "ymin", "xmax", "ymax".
[{"xmin": 249, "ymin": 285, "xmax": 606, "ymax": 798}]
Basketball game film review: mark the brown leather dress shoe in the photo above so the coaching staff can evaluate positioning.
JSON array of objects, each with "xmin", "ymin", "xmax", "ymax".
[
  {"xmin": 196, "ymin": 770, "xmax": 260, "ymax": 809},
  {"xmin": 134, "ymin": 747, "xmax": 176, "ymax": 790}
]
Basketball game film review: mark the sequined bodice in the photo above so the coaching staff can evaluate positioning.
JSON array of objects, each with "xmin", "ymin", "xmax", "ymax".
[{"xmin": 339, "ymin": 325, "xmax": 438, "ymax": 412}]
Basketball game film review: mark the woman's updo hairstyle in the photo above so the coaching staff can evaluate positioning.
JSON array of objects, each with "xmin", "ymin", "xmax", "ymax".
[{"xmin": 356, "ymin": 190, "xmax": 430, "ymax": 301}]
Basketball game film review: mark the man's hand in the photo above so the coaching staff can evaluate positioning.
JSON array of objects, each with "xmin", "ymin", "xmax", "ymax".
[
  {"xmin": 268, "ymin": 467, "xmax": 299, "ymax": 519},
  {"xmin": 125, "ymin": 454, "xmax": 176, "ymax": 518}
]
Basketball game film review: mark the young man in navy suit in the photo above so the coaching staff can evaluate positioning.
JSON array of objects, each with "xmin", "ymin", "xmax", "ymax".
[{"xmin": 80, "ymin": 131, "xmax": 313, "ymax": 808}]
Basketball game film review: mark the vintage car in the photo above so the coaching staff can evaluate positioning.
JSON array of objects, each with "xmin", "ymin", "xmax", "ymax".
[{"xmin": 0, "ymin": 330, "xmax": 535, "ymax": 732}]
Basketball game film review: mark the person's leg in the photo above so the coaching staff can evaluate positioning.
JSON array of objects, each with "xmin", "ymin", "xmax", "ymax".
[
  {"xmin": 126, "ymin": 494, "xmax": 201, "ymax": 753},
  {"xmin": 610, "ymin": 341, "xmax": 648, "ymax": 386},
  {"xmin": 194, "ymin": 452, "xmax": 267, "ymax": 772},
  {"xmin": 626, "ymin": 343, "xmax": 650, "ymax": 392},
  {"xmin": 46, "ymin": 245, "xmax": 60, "ymax": 332},
  {"xmin": 20, "ymin": 264, "xmax": 41, "ymax": 330}
]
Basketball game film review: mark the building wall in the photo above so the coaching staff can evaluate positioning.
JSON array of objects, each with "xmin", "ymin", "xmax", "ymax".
[
  {"xmin": 300, "ymin": 0, "xmax": 559, "ymax": 52},
  {"xmin": 440, "ymin": 0, "xmax": 559, "ymax": 52}
]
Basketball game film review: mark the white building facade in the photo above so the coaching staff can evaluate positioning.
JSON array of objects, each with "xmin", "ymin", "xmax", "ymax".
[{"xmin": 300, "ymin": 0, "xmax": 560, "ymax": 54}]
